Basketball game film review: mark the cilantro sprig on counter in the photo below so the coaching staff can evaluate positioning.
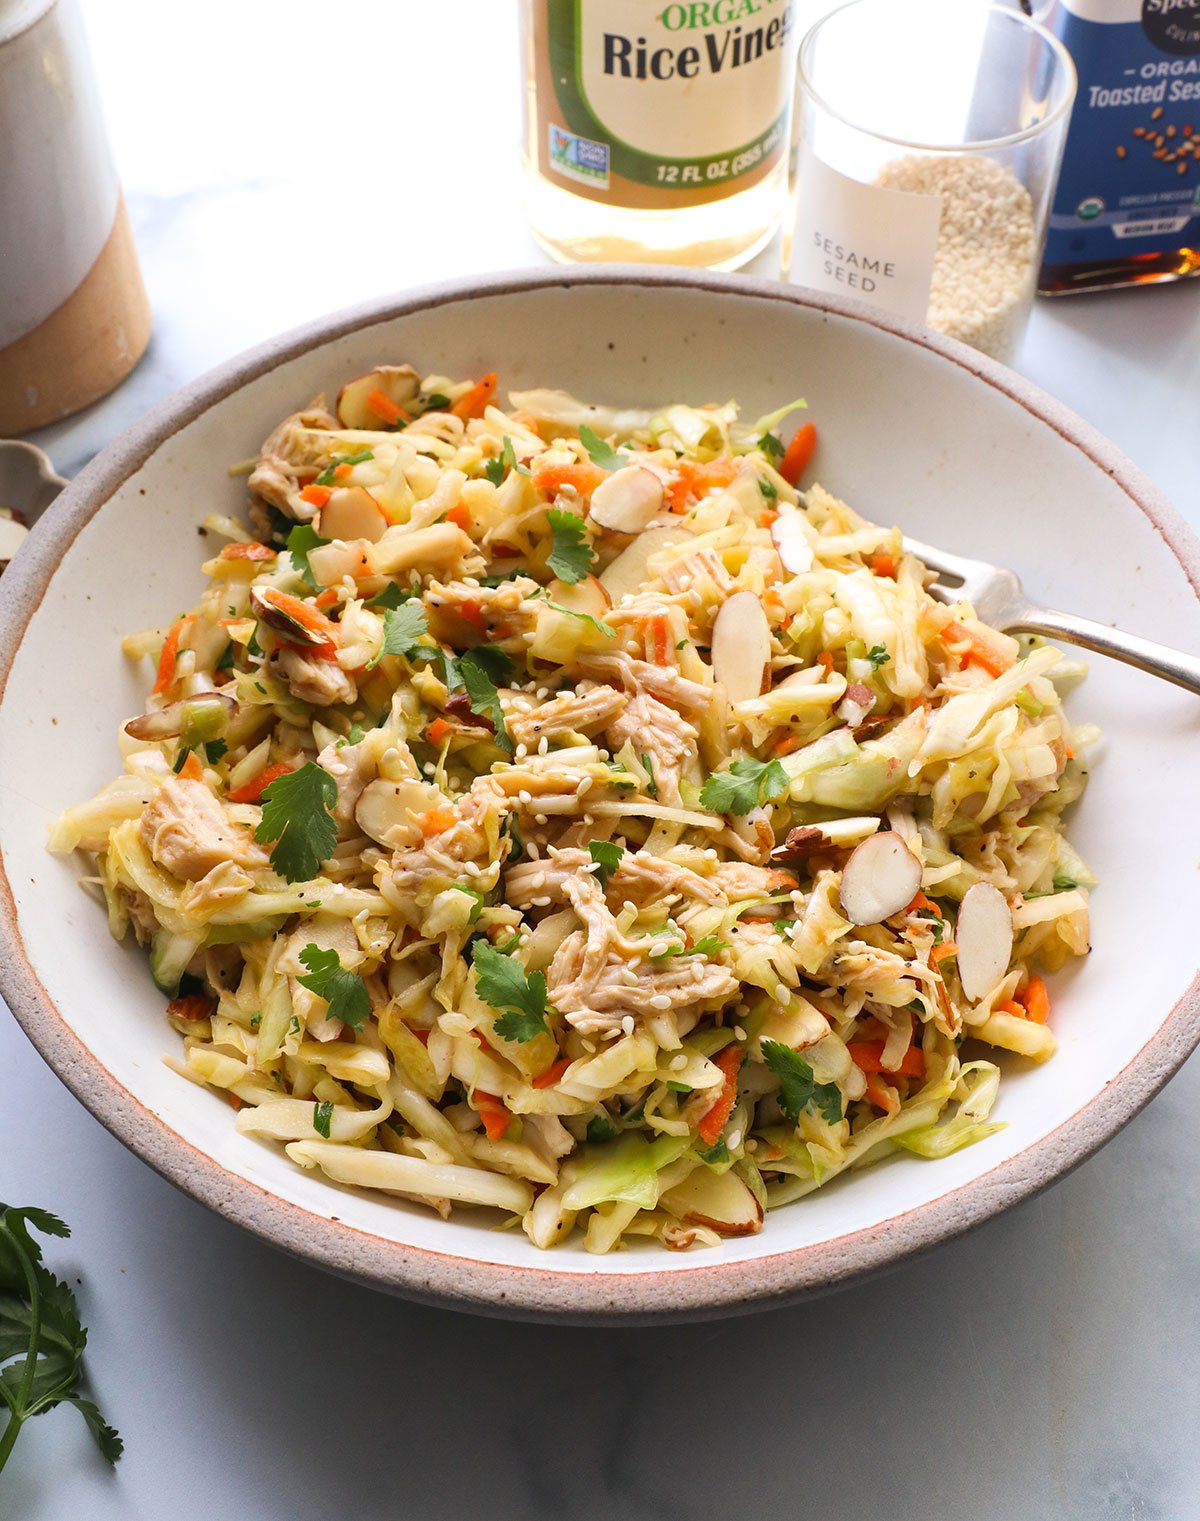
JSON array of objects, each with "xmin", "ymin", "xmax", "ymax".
[{"xmin": 0, "ymin": 1203, "xmax": 122, "ymax": 1477}]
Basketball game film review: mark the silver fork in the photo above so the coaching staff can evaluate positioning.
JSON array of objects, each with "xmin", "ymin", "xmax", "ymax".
[{"xmin": 903, "ymin": 536, "xmax": 1200, "ymax": 697}]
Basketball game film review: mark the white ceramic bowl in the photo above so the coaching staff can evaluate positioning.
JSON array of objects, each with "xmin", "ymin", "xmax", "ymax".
[{"xmin": 3, "ymin": 270, "xmax": 1199, "ymax": 1322}]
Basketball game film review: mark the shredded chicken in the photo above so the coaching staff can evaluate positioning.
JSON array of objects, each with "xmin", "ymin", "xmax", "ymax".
[
  {"xmin": 275, "ymin": 647, "xmax": 358, "ymax": 707},
  {"xmin": 606, "ymin": 692, "xmax": 698, "ymax": 804},
  {"xmin": 247, "ymin": 402, "xmax": 338, "ymax": 525},
  {"xmin": 507, "ymin": 683, "xmax": 626, "ymax": 749},
  {"xmin": 140, "ymin": 777, "xmax": 268, "ymax": 882}
]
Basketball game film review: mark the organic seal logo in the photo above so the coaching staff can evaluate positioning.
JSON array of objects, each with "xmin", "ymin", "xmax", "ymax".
[
  {"xmin": 1142, "ymin": 0, "xmax": 1200, "ymax": 55},
  {"xmin": 1076, "ymin": 196, "xmax": 1105, "ymax": 221}
]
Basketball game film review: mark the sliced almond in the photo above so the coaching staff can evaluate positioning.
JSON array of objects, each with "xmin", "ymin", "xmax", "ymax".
[
  {"xmin": 712, "ymin": 591, "xmax": 771, "ymax": 703},
  {"xmin": 771, "ymin": 816, "xmax": 880, "ymax": 859},
  {"xmin": 771, "ymin": 510, "xmax": 814, "ymax": 574},
  {"xmin": 757, "ymin": 997, "xmax": 830, "ymax": 1052},
  {"xmin": 587, "ymin": 465, "xmax": 664, "ymax": 534},
  {"xmin": 839, "ymin": 831, "xmax": 922, "ymax": 925},
  {"xmin": 307, "ymin": 539, "xmax": 373, "ymax": 587},
  {"xmin": 661, "ymin": 1165, "xmax": 763, "ymax": 1238},
  {"xmin": 956, "ymin": 882, "xmax": 1015, "ymax": 1003},
  {"xmin": 598, "ymin": 524, "xmax": 687, "ymax": 602},
  {"xmin": 354, "ymin": 778, "xmax": 449, "ymax": 847},
  {"xmin": 317, "ymin": 486, "xmax": 388, "ymax": 544},
  {"xmin": 336, "ymin": 365, "xmax": 420, "ymax": 430},
  {"xmin": 547, "ymin": 574, "xmax": 611, "ymax": 618}
]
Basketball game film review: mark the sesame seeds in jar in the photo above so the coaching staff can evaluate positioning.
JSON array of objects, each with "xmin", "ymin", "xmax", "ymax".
[{"xmin": 874, "ymin": 155, "xmax": 1037, "ymax": 363}]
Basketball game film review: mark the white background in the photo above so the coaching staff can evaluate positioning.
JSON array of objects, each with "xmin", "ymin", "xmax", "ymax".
[{"xmin": 4, "ymin": 2, "xmax": 1200, "ymax": 1517}]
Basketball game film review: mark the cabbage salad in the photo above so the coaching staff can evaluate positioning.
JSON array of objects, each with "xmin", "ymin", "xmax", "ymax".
[{"xmin": 51, "ymin": 365, "xmax": 1096, "ymax": 1252}]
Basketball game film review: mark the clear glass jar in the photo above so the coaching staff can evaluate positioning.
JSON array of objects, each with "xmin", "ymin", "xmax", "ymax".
[{"xmin": 781, "ymin": 0, "xmax": 1076, "ymax": 362}]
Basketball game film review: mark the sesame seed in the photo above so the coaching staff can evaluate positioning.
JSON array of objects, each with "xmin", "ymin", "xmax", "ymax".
[
  {"xmin": 669, "ymin": 1054, "xmax": 688, "ymax": 1070},
  {"xmin": 530, "ymin": 894, "xmax": 553, "ymax": 907},
  {"xmin": 727, "ymin": 1130, "xmax": 742, "ymax": 1150},
  {"xmin": 621, "ymin": 1015, "xmax": 635, "ymax": 1035},
  {"xmin": 733, "ymin": 1024, "xmax": 747, "ymax": 1040},
  {"xmin": 649, "ymin": 993, "xmax": 673, "ymax": 1010},
  {"xmin": 514, "ymin": 743, "xmax": 529, "ymax": 759}
]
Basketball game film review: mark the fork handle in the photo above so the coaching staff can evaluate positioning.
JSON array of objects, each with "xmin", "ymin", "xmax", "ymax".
[{"xmin": 1006, "ymin": 606, "xmax": 1200, "ymax": 698}]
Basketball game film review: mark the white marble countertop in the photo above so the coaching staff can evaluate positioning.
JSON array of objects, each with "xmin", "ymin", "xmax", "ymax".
[{"xmin": 5, "ymin": 3, "xmax": 1200, "ymax": 1517}]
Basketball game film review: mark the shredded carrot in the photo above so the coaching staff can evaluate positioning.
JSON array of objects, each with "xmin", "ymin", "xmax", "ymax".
[
  {"xmin": 299, "ymin": 483, "xmax": 332, "ymax": 509},
  {"xmin": 419, "ymin": 808, "xmax": 457, "ymax": 838},
  {"xmin": 474, "ymin": 1091, "xmax": 511, "ymax": 1142},
  {"xmin": 778, "ymin": 421, "xmax": 817, "ymax": 486},
  {"xmin": 459, "ymin": 597, "xmax": 488, "ymax": 635},
  {"xmin": 367, "ymin": 387, "xmax": 410, "ymax": 426},
  {"xmin": 425, "ymin": 717, "xmax": 452, "ymax": 746},
  {"xmin": 816, "ymin": 650, "xmax": 834, "ymax": 675},
  {"xmin": 314, "ymin": 588, "xmax": 339, "ymax": 609},
  {"xmin": 905, "ymin": 890, "xmax": 942, "ymax": 917},
  {"xmin": 532, "ymin": 1058, "xmax": 572, "ymax": 1090},
  {"xmin": 997, "ymin": 999, "xmax": 1028, "ymax": 1020},
  {"xmin": 451, "ymin": 372, "xmax": 498, "ymax": 421},
  {"xmin": 645, "ymin": 613, "xmax": 670, "ymax": 666},
  {"xmin": 759, "ymin": 508, "xmax": 779, "ymax": 528},
  {"xmin": 532, "ymin": 461, "xmax": 608, "ymax": 500},
  {"xmin": 227, "ymin": 760, "xmax": 295, "ymax": 804},
  {"xmin": 864, "ymin": 1072, "xmax": 900, "ymax": 1114},
  {"xmin": 152, "ymin": 618, "xmax": 188, "ymax": 696},
  {"xmin": 166, "ymin": 994, "xmax": 215, "ymax": 1022},
  {"xmin": 331, "ymin": 462, "xmax": 352, "ymax": 481},
  {"xmin": 848, "ymin": 1040, "xmax": 925, "ymax": 1078},
  {"xmin": 1064, "ymin": 744, "xmax": 1076, "ymax": 760},
  {"xmin": 666, "ymin": 456, "xmax": 740, "ymax": 513},
  {"xmin": 870, "ymin": 551, "xmax": 897, "ymax": 578},
  {"xmin": 256, "ymin": 587, "xmax": 339, "ymax": 659},
  {"xmin": 219, "ymin": 541, "xmax": 277, "ymax": 562},
  {"xmin": 492, "ymin": 540, "xmax": 522, "ymax": 558},
  {"xmin": 176, "ymin": 750, "xmax": 204, "ymax": 781},
  {"xmin": 773, "ymin": 733, "xmax": 802, "ymax": 757},
  {"xmin": 1021, "ymin": 974, "xmax": 1051, "ymax": 1025},
  {"xmin": 697, "ymin": 1044, "xmax": 744, "ymax": 1146},
  {"xmin": 930, "ymin": 941, "xmax": 959, "ymax": 965},
  {"xmin": 445, "ymin": 502, "xmax": 472, "ymax": 532},
  {"xmin": 940, "ymin": 619, "xmax": 1013, "ymax": 678}
]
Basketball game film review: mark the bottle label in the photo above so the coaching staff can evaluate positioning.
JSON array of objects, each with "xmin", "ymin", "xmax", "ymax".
[
  {"xmin": 1041, "ymin": 0, "xmax": 1200, "ymax": 269},
  {"xmin": 786, "ymin": 148, "xmax": 943, "ymax": 322},
  {"xmin": 526, "ymin": 0, "xmax": 798, "ymax": 209}
]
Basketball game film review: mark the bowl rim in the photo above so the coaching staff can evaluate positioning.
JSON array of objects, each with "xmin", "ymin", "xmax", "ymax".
[{"xmin": 3, "ymin": 265, "xmax": 1199, "ymax": 1323}]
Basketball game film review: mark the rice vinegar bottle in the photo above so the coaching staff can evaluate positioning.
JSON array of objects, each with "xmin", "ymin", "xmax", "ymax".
[{"xmin": 520, "ymin": 0, "xmax": 800, "ymax": 268}]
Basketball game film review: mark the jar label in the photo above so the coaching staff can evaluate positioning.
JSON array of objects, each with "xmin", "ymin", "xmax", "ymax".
[
  {"xmin": 525, "ymin": 0, "xmax": 798, "ymax": 209},
  {"xmin": 787, "ymin": 148, "xmax": 942, "ymax": 322}
]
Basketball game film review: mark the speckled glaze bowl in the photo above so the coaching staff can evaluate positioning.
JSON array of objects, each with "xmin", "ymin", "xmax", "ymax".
[{"xmin": 2, "ymin": 270, "xmax": 1199, "ymax": 1323}]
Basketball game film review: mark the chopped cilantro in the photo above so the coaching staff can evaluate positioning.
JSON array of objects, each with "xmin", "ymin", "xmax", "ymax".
[
  {"xmin": 472, "ymin": 940, "xmax": 549, "ymax": 1042},
  {"xmin": 640, "ymin": 754, "xmax": 659, "ymax": 798},
  {"xmin": 246, "ymin": 625, "xmax": 264, "ymax": 659},
  {"xmin": 697, "ymin": 1139, "xmax": 730, "ymax": 1165},
  {"xmin": 867, "ymin": 645, "xmax": 891, "ymax": 669},
  {"xmin": 216, "ymin": 641, "xmax": 235, "ymax": 672},
  {"xmin": 461, "ymin": 645, "xmax": 514, "ymax": 684},
  {"xmin": 544, "ymin": 599, "xmax": 617, "ymax": 638},
  {"xmin": 313, "ymin": 1100, "xmax": 333, "ymax": 1138},
  {"xmin": 366, "ymin": 601, "xmax": 430, "ymax": 670},
  {"xmin": 666, "ymin": 1080, "xmax": 693, "ymax": 1094},
  {"xmin": 452, "ymin": 885, "xmax": 486, "ymax": 925},
  {"xmin": 759, "ymin": 432, "xmax": 785, "ymax": 462},
  {"xmin": 367, "ymin": 582, "xmax": 411, "ymax": 610},
  {"xmin": 578, "ymin": 424, "xmax": 627, "ymax": 472},
  {"xmin": 484, "ymin": 435, "xmax": 528, "ymax": 487},
  {"xmin": 315, "ymin": 448, "xmax": 374, "ymax": 487},
  {"xmin": 588, "ymin": 839, "xmax": 624, "ymax": 887},
  {"xmin": 422, "ymin": 392, "xmax": 452, "ymax": 411},
  {"xmin": 700, "ymin": 757, "xmax": 789, "ymax": 816},
  {"xmin": 1053, "ymin": 874, "xmax": 1079, "ymax": 891},
  {"xmin": 459, "ymin": 654, "xmax": 511, "ymax": 750},
  {"xmin": 255, "ymin": 762, "xmax": 338, "ymax": 882},
  {"xmin": 204, "ymin": 739, "xmax": 228, "ymax": 764},
  {"xmin": 758, "ymin": 475, "xmax": 778, "ymax": 501},
  {"xmin": 346, "ymin": 722, "xmax": 366, "ymax": 745},
  {"xmin": 762, "ymin": 1039, "xmax": 843, "ymax": 1125},
  {"xmin": 546, "ymin": 509, "xmax": 595, "ymax": 584},
  {"xmin": 586, "ymin": 1113, "xmax": 617, "ymax": 1144},
  {"xmin": 297, "ymin": 944, "xmax": 371, "ymax": 1031},
  {"xmin": 171, "ymin": 747, "xmax": 191, "ymax": 774},
  {"xmin": 287, "ymin": 523, "xmax": 330, "ymax": 590}
]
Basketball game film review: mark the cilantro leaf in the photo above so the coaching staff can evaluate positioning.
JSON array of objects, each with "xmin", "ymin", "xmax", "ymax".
[
  {"xmin": 759, "ymin": 432, "xmax": 785, "ymax": 462},
  {"xmin": 366, "ymin": 601, "xmax": 430, "ymax": 671},
  {"xmin": 472, "ymin": 940, "xmax": 549, "ymax": 1042},
  {"xmin": 459, "ymin": 655, "xmax": 511, "ymax": 751},
  {"xmin": 484, "ymin": 435, "xmax": 528, "ymax": 487},
  {"xmin": 297, "ymin": 944, "xmax": 371, "ymax": 1031},
  {"xmin": 367, "ymin": 582, "xmax": 411, "ymax": 611},
  {"xmin": 313, "ymin": 1100, "xmax": 333, "ymax": 1138},
  {"xmin": 452, "ymin": 885, "xmax": 486, "ymax": 925},
  {"xmin": 461, "ymin": 645, "xmax": 514, "ymax": 684},
  {"xmin": 699, "ymin": 757, "xmax": 789, "ymax": 816},
  {"xmin": 546, "ymin": 509, "xmax": 595, "ymax": 584},
  {"xmin": 586, "ymin": 1113, "xmax": 617, "ymax": 1144},
  {"xmin": 758, "ymin": 475, "xmax": 778, "ymax": 501},
  {"xmin": 866, "ymin": 645, "xmax": 890, "ymax": 669},
  {"xmin": 689, "ymin": 934, "xmax": 729, "ymax": 957},
  {"xmin": 255, "ymin": 762, "xmax": 338, "ymax": 882},
  {"xmin": 640, "ymin": 754, "xmax": 659, "ymax": 798},
  {"xmin": 761, "ymin": 1039, "xmax": 844, "ymax": 1126},
  {"xmin": 204, "ymin": 739, "xmax": 228, "ymax": 764},
  {"xmin": 578, "ymin": 425, "xmax": 627, "ymax": 471},
  {"xmin": 588, "ymin": 839, "xmax": 624, "ymax": 887},
  {"xmin": 315, "ymin": 448, "xmax": 374, "ymax": 487},
  {"xmin": 544, "ymin": 599, "xmax": 617, "ymax": 638},
  {"xmin": 287, "ymin": 523, "xmax": 330, "ymax": 590},
  {"xmin": 0, "ymin": 1203, "xmax": 122, "ymax": 1476},
  {"xmin": 1052, "ymin": 874, "xmax": 1078, "ymax": 891}
]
